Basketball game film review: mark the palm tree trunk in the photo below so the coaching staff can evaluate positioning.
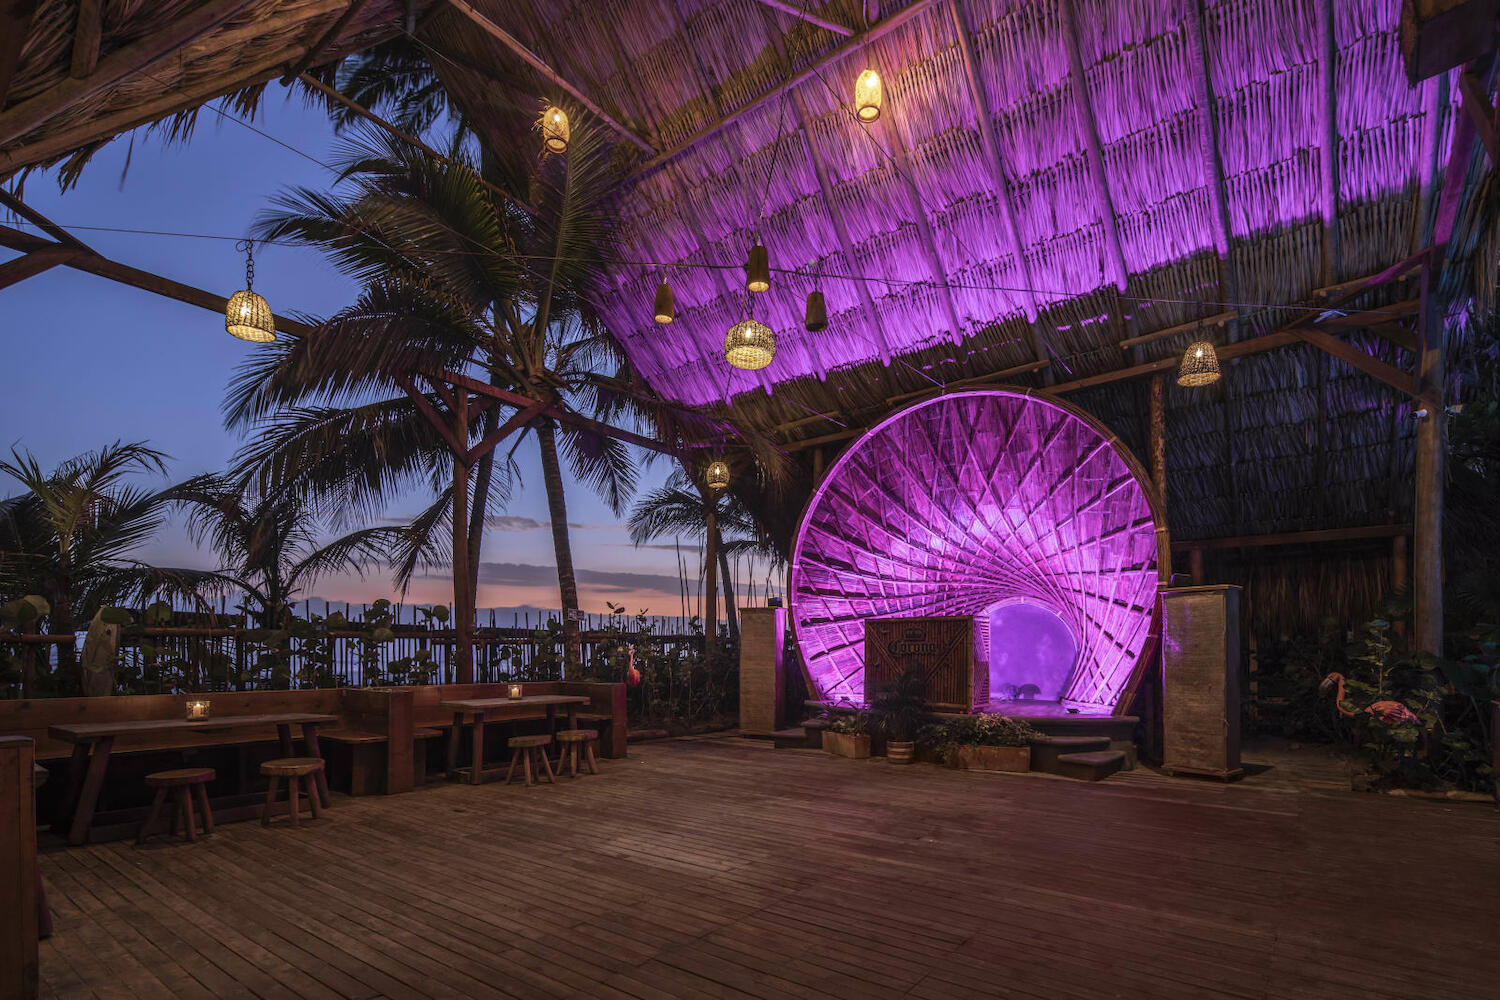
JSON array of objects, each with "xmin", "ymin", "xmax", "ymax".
[
  {"xmin": 451, "ymin": 394, "xmax": 475, "ymax": 684},
  {"xmin": 535, "ymin": 420, "xmax": 581, "ymax": 676},
  {"xmin": 467, "ymin": 406, "xmax": 497, "ymax": 602},
  {"xmin": 717, "ymin": 542, "xmax": 738, "ymax": 641},
  {"xmin": 702, "ymin": 492, "xmax": 718, "ymax": 675}
]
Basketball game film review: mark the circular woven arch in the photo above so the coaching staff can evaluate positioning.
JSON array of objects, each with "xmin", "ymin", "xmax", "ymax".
[{"xmin": 790, "ymin": 390, "xmax": 1166, "ymax": 711}]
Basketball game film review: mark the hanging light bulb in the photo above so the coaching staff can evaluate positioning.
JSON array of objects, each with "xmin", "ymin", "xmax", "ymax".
[
  {"xmin": 725, "ymin": 318, "xmax": 776, "ymax": 370},
  {"xmin": 855, "ymin": 68, "xmax": 882, "ymax": 123},
  {"xmin": 705, "ymin": 459, "xmax": 730, "ymax": 492},
  {"xmin": 1177, "ymin": 340, "xmax": 1222, "ymax": 387},
  {"xmin": 804, "ymin": 290, "xmax": 828, "ymax": 332},
  {"xmin": 745, "ymin": 240, "xmax": 770, "ymax": 293},
  {"xmin": 225, "ymin": 239, "xmax": 275, "ymax": 343},
  {"xmin": 653, "ymin": 279, "xmax": 675, "ymax": 324},
  {"xmin": 539, "ymin": 105, "xmax": 570, "ymax": 154}
]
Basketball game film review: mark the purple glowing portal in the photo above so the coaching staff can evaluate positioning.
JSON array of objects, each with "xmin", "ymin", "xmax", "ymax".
[{"xmin": 790, "ymin": 390, "xmax": 1163, "ymax": 711}]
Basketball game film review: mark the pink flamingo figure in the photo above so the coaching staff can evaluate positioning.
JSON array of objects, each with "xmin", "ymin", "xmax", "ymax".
[{"xmin": 1319, "ymin": 672, "xmax": 1421, "ymax": 726}]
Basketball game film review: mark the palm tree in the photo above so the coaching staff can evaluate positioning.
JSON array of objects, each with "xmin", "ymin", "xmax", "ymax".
[
  {"xmin": 0, "ymin": 442, "xmax": 210, "ymax": 691},
  {"xmin": 628, "ymin": 475, "xmax": 786, "ymax": 642},
  {"xmin": 229, "ymin": 124, "xmax": 709, "ymax": 677},
  {"xmin": 174, "ymin": 475, "xmax": 406, "ymax": 629}
]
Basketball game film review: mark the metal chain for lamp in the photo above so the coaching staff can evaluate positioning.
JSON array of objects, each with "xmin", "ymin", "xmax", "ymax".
[{"xmin": 237, "ymin": 238, "xmax": 255, "ymax": 290}]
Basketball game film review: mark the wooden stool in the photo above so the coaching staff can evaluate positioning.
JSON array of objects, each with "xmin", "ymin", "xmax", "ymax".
[
  {"xmin": 504, "ymin": 734, "xmax": 555, "ymax": 786},
  {"xmin": 260, "ymin": 758, "xmax": 325, "ymax": 828},
  {"xmin": 138, "ymin": 768, "xmax": 215, "ymax": 845},
  {"xmin": 555, "ymin": 729, "xmax": 600, "ymax": 778}
]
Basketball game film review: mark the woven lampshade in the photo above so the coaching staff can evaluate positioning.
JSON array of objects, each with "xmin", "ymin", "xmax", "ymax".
[
  {"xmin": 855, "ymin": 69, "xmax": 882, "ymax": 123},
  {"xmin": 725, "ymin": 318, "xmax": 775, "ymax": 370},
  {"xmin": 804, "ymin": 290, "xmax": 828, "ymax": 332},
  {"xmin": 1177, "ymin": 341, "xmax": 1222, "ymax": 387},
  {"xmin": 745, "ymin": 242, "xmax": 770, "ymax": 293},
  {"xmin": 653, "ymin": 280, "xmax": 675, "ymax": 324},
  {"xmin": 705, "ymin": 459, "xmax": 730, "ymax": 491},
  {"xmin": 540, "ymin": 106, "xmax": 570, "ymax": 154},
  {"xmin": 225, "ymin": 289, "xmax": 275, "ymax": 343}
]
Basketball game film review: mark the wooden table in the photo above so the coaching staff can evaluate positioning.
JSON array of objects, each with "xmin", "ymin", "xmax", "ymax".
[
  {"xmin": 440, "ymin": 695, "xmax": 590, "ymax": 785},
  {"xmin": 48, "ymin": 712, "xmax": 338, "ymax": 845}
]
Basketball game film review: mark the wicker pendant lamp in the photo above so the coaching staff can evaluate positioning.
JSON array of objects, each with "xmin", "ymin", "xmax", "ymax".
[
  {"xmin": 855, "ymin": 68, "xmax": 882, "ymax": 123},
  {"xmin": 539, "ymin": 105, "xmax": 569, "ymax": 153},
  {"xmin": 705, "ymin": 459, "xmax": 730, "ymax": 492},
  {"xmin": 225, "ymin": 240, "xmax": 275, "ymax": 343},
  {"xmin": 725, "ymin": 317, "xmax": 776, "ymax": 370},
  {"xmin": 745, "ymin": 240, "xmax": 770, "ymax": 293},
  {"xmin": 1177, "ymin": 340, "xmax": 1222, "ymax": 387},
  {"xmin": 804, "ymin": 290, "xmax": 828, "ymax": 332},
  {"xmin": 653, "ymin": 280, "xmax": 675, "ymax": 324}
]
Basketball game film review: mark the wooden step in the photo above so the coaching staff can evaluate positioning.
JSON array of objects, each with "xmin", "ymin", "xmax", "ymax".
[
  {"xmin": 1028, "ymin": 735, "xmax": 1111, "ymax": 771},
  {"xmin": 770, "ymin": 727, "xmax": 814, "ymax": 750},
  {"xmin": 1053, "ymin": 750, "xmax": 1126, "ymax": 782}
]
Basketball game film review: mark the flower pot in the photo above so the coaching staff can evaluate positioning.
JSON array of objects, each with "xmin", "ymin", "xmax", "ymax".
[
  {"xmin": 956, "ymin": 745, "xmax": 1030, "ymax": 772},
  {"xmin": 823, "ymin": 731, "xmax": 871, "ymax": 759},
  {"xmin": 886, "ymin": 740, "xmax": 916, "ymax": 764}
]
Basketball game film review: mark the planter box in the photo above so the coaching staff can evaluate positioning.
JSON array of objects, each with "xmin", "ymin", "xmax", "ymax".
[
  {"xmin": 956, "ymin": 745, "xmax": 1030, "ymax": 772},
  {"xmin": 823, "ymin": 732, "xmax": 871, "ymax": 759}
]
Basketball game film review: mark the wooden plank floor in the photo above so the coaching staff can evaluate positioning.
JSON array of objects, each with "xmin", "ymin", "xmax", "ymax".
[{"xmin": 37, "ymin": 737, "xmax": 1500, "ymax": 1000}]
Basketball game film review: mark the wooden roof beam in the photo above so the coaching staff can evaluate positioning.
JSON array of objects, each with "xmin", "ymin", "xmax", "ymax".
[
  {"xmin": 0, "ymin": 223, "xmax": 314, "ymax": 337},
  {"xmin": 948, "ymin": 0, "xmax": 1051, "ymax": 370},
  {"xmin": 1317, "ymin": 0, "xmax": 1341, "ymax": 285},
  {"xmin": 0, "ymin": 0, "xmax": 40, "ymax": 109},
  {"xmin": 1183, "ymin": 0, "xmax": 1242, "ymax": 331},
  {"xmin": 792, "ymin": 93, "xmax": 891, "ymax": 367},
  {"xmin": 69, "ymin": 0, "xmax": 103, "ymax": 78},
  {"xmin": 444, "ymin": 0, "xmax": 655, "ymax": 155},
  {"xmin": 0, "ymin": 245, "xmax": 78, "ymax": 290},
  {"xmin": 1458, "ymin": 67, "xmax": 1500, "ymax": 165},
  {"xmin": 283, "ymin": 0, "xmax": 375, "ymax": 83},
  {"xmin": 0, "ymin": 0, "xmax": 260, "ymax": 148},
  {"xmin": 749, "ymin": 0, "xmax": 852, "ymax": 36},
  {"xmin": 1059, "ymin": 0, "xmax": 1128, "ymax": 292},
  {"xmin": 619, "ymin": 0, "xmax": 940, "ymax": 186},
  {"xmin": 870, "ymin": 52, "xmax": 966, "ymax": 347}
]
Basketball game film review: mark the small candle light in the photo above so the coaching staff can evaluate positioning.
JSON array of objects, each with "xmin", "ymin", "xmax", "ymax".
[
  {"xmin": 508, "ymin": 684, "xmax": 523, "ymax": 700},
  {"xmin": 186, "ymin": 699, "xmax": 211, "ymax": 721}
]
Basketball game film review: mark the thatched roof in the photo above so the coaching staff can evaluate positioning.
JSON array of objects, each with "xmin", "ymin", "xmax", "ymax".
[
  {"xmin": 3, "ymin": 1, "xmax": 1496, "ymax": 584},
  {"xmin": 418, "ymin": 0, "xmax": 1497, "ymax": 556},
  {"xmin": 0, "ymin": 0, "xmax": 430, "ymax": 180}
]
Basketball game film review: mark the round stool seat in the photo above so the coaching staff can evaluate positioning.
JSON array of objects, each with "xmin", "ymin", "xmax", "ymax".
[
  {"xmin": 145, "ymin": 767, "xmax": 215, "ymax": 787},
  {"xmin": 260, "ymin": 757, "xmax": 325, "ymax": 777},
  {"xmin": 507, "ymin": 734, "xmax": 553, "ymax": 748},
  {"xmin": 555, "ymin": 729, "xmax": 598, "ymax": 743}
]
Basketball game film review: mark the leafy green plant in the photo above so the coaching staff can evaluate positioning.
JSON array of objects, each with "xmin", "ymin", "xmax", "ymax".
[
  {"xmin": 824, "ymin": 711, "xmax": 869, "ymax": 737},
  {"xmin": 926, "ymin": 713, "xmax": 1040, "ymax": 764},
  {"xmin": 866, "ymin": 667, "xmax": 929, "ymax": 742}
]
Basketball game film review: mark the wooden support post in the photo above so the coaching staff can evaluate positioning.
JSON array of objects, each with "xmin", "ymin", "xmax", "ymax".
[
  {"xmin": 1391, "ymin": 532, "xmax": 1409, "ymax": 594},
  {"xmin": 1149, "ymin": 374, "xmax": 1168, "ymax": 514},
  {"xmin": 0, "ymin": 0, "xmax": 40, "ymax": 110},
  {"xmin": 1414, "ymin": 275, "xmax": 1445, "ymax": 657},
  {"xmin": 1, "ymin": 736, "xmax": 39, "ymax": 1000},
  {"xmin": 1189, "ymin": 547, "xmax": 1206, "ymax": 586}
]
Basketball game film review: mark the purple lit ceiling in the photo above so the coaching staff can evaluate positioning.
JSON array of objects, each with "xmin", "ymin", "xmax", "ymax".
[
  {"xmin": 563, "ymin": 0, "xmax": 1448, "ymax": 405},
  {"xmin": 790, "ymin": 390, "xmax": 1163, "ymax": 710}
]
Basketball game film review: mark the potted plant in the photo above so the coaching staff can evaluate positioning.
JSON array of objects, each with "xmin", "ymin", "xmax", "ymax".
[
  {"xmin": 933, "ymin": 713, "xmax": 1041, "ymax": 772},
  {"xmin": 822, "ymin": 712, "xmax": 872, "ymax": 759},
  {"xmin": 867, "ymin": 668, "xmax": 929, "ymax": 764}
]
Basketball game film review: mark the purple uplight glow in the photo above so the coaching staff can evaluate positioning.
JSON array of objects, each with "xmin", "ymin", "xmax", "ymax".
[{"xmin": 790, "ymin": 390, "xmax": 1162, "ymax": 711}]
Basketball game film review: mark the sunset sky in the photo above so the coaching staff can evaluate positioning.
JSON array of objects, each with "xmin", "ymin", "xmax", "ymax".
[{"xmin": 0, "ymin": 85, "xmax": 774, "ymax": 620}]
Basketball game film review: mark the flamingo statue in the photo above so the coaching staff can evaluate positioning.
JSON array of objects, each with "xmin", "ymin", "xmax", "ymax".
[
  {"xmin": 1319, "ymin": 672, "xmax": 1421, "ymax": 726},
  {"xmin": 625, "ymin": 644, "xmax": 641, "ymax": 687}
]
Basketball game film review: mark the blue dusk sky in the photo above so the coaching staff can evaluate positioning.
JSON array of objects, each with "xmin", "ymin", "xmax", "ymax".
[{"xmin": 0, "ymin": 85, "xmax": 769, "ymax": 617}]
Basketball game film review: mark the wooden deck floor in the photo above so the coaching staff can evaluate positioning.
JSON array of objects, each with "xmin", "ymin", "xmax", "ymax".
[{"xmin": 37, "ymin": 737, "xmax": 1500, "ymax": 1000}]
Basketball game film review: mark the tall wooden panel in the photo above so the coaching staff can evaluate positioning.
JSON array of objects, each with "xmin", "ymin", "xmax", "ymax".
[
  {"xmin": 1, "ymin": 736, "xmax": 39, "ymax": 1000},
  {"xmin": 864, "ymin": 617, "xmax": 988, "ymax": 712},
  {"xmin": 739, "ymin": 607, "xmax": 786, "ymax": 734},
  {"xmin": 1161, "ymin": 586, "xmax": 1243, "ymax": 780}
]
